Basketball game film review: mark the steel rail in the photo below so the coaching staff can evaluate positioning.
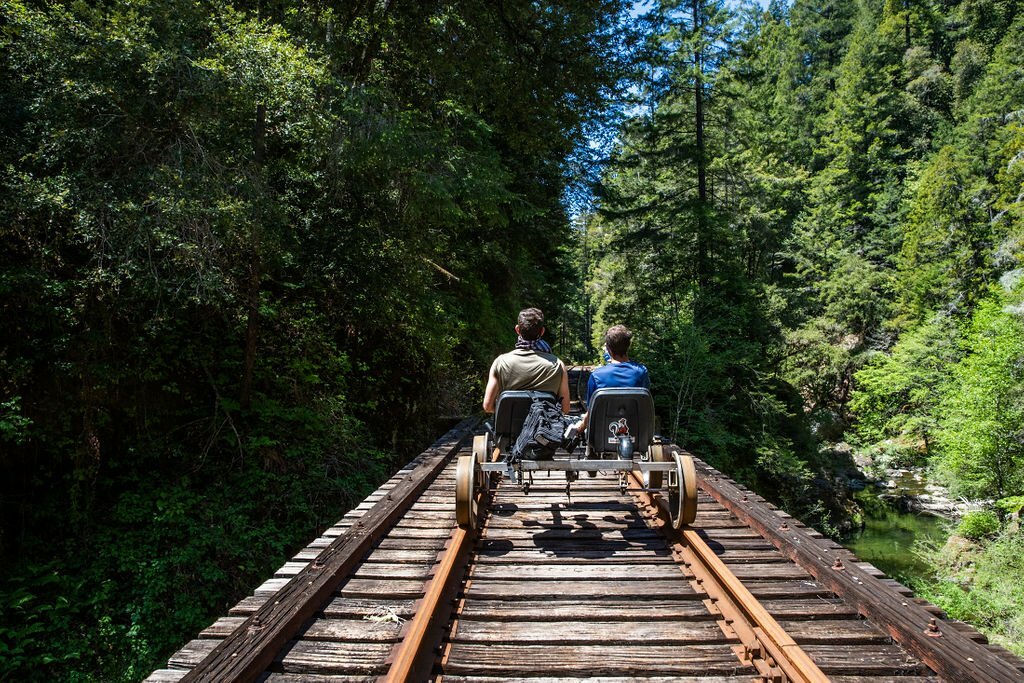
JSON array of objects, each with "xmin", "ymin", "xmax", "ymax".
[
  {"xmin": 382, "ymin": 460, "xmax": 495, "ymax": 683},
  {"xmin": 382, "ymin": 429, "xmax": 500, "ymax": 682},
  {"xmin": 629, "ymin": 469, "xmax": 830, "ymax": 683},
  {"xmin": 380, "ymin": 526, "xmax": 472, "ymax": 683}
]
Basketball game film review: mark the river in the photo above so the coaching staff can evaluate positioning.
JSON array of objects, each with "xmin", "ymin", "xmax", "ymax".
[{"xmin": 842, "ymin": 489, "xmax": 949, "ymax": 584}]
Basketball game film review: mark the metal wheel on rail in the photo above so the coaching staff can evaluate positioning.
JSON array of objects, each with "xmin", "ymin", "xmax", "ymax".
[
  {"xmin": 648, "ymin": 443, "xmax": 667, "ymax": 489},
  {"xmin": 456, "ymin": 454, "xmax": 484, "ymax": 530},
  {"xmin": 472, "ymin": 434, "xmax": 489, "ymax": 464},
  {"xmin": 668, "ymin": 451, "xmax": 698, "ymax": 528}
]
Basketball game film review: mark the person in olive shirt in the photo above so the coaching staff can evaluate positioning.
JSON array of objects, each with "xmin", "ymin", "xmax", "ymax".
[{"xmin": 482, "ymin": 307, "xmax": 570, "ymax": 414}]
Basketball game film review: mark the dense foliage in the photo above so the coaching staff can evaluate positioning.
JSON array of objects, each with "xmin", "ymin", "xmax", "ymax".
[
  {"xmin": 588, "ymin": 0, "xmax": 837, "ymax": 521},
  {"xmin": 588, "ymin": 0, "xmax": 1023, "ymax": 652},
  {"xmin": 4, "ymin": 0, "xmax": 1024, "ymax": 674},
  {"xmin": 0, "ymin": 1, "xmax": 631, "ymax": 678},
  {"xmin": 917, "ymin": 519, "xmax": 1024, "ymax": 654}
]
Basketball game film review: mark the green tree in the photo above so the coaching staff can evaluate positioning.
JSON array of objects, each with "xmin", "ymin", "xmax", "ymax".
[
  {"xmin": 592, "ymin": 1, "xmax": 821, "ymax": 514},
  {"xmin": 850, "ymin": 314, "xmax": 960, "ymax": 448},
  {"xmin": 896, "ymin": 146, "xmax": 987, "ymax": 323},
  {"xmin": 0, "ymin": 0, "xmax": 635, "ymax": 677},
  {"xmin": 934, "ymin": 289, "xmax": 1024, "ymax": 499},
  {"xmin": 786, "ymin": 0, "xmax": 859, "ymax": 167}
]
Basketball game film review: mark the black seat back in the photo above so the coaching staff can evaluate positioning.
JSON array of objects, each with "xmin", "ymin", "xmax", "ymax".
[
  {"xmin": 586, "ymin": 387, "xmax": 654, "ymax": 456},
  {"xmin": 566, "ymin": 366, "xmax": 591, "ymax": 404},
  {"xmin": 494, "ymin": 391, "xmax": 557, "ymax": 448}
]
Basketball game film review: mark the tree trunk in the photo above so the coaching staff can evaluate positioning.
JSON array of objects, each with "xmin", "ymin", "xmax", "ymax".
[
  {"xmin": 693, "ymin": 0, "xmax": 709, "ymax": 289},
  {"xmin": 241, "ymin": 103, "xmax": 266, "ymax": 411},
  {"xmin": 351, "ymin": 0, "xmax": 395, "ymax": 87},
  {"xmin": 240, "ymin": 263, "xmax": 259, "ymax": 411}
]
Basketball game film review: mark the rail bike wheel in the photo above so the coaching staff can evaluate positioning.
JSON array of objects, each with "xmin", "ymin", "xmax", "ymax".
[
  {"xmin": 669, "ymin": 451, "xmax": 698, "ymax": 529},
  {"xmin": 456, "ymin": 454, "xmax": 483, "ymax": 530},
  {"xmin": 473, "ymin": 434, "xmax": 489, "ymax": 464},
  {"xmin": 648, "ymin": 443, "xmax": 667, "ymax": 489}
]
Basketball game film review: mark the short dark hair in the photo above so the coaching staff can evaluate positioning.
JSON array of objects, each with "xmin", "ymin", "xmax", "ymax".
[
  {"xmin": 517, "ymin": 307, "xmax": 545, "ymax": 340},
  {"xmin": 604, "ymin": 324, "xmax": 633, "ymax": 357}
]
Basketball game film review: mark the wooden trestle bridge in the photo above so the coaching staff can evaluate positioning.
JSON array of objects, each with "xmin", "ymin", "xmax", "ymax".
[{"xmin": 147, "ymin": 370, "xmax": 1024, "ymax": 682}]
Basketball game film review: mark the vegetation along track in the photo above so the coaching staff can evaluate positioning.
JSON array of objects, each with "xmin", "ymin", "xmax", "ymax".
[{"xmin": 148, "ymin": 417, "xmax": 1024, "ymax": 682}]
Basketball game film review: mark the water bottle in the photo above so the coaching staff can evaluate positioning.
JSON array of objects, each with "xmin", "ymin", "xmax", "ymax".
[
  {"xmin": 617, "ymin": 434, "xmax": 633, "ymax": 460},
  {"xmin": 563, "ymin": 422, "xmax": 580, "ymax": 443}
]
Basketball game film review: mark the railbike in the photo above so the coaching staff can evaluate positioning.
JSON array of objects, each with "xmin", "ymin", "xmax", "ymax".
[{"xmin": 455, "ymin": 387, "xmax": 698, "ymax": 530}]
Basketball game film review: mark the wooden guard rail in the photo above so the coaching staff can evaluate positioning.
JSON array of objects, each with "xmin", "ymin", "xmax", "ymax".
[
  {"xmin": 178, "ymin": 417, "xmax": 478, "ymax": 683},
  {"xmin": 692, "ymin": 457, "xmax": 1024, "ymax": 683}
]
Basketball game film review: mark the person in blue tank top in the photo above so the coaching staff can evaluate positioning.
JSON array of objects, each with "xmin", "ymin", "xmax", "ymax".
[{"xmin": 576, "ymin": 324, "xmax": 650, "ymax": 431}]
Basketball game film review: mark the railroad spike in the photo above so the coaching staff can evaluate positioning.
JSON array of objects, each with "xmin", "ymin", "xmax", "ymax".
[{"xmin": 247, "ymin": 616, "xmax": 266, "ymax": 635}]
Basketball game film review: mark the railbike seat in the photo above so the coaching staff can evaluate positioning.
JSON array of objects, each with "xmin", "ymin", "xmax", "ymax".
[
  {"xmin": 585, "ymin": 387, "xmax": 655, "ymax": 458},
  {"xmin": 493, "ymin": 390, "xmax": 558, "ymax": 450}
]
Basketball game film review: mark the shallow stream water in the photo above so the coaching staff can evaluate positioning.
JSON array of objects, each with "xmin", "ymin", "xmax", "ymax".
[{"xmin": 842, "ymin": 490, "xmax": 949, "ymax": 584}]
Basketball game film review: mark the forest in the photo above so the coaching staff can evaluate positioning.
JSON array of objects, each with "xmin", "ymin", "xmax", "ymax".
[{"xmin": 1, "ymin": 0, "xmax": 1022, "ymax": 679}]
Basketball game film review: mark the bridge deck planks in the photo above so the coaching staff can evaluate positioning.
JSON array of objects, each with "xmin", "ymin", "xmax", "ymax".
[
  {"xmin": 147, "ymin": 426, "xmax": 1024, "ymax": 683},
  {"xmin": 274, "ymin": 640, "xmax": 395, "ymax": 675},
  {"xmin": 452, "ymin": 619, "xmax": 735, "ymax": 644},
  {"xmin": 443, "ymin": 468, "xmax": 943, "ymax": 680},
  {"xmin": 456, "ymin": 598, "xmax": 716, "ymax": 622},
  {"xmin": 443, "ymin": 643, "xmax": 756, "ymax": 677},
  {"xmin": 442, "ymin": 473, "xmax": 755, "ymax": 679}
]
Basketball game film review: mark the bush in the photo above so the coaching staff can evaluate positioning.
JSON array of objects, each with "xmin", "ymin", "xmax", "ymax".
[
  {"xmin": 0, "ymin": 381, "xmax": 392, "ymax": 682},
  {"xmin": 854, "ymin": 438, "xmax": 924, "ymax": 475},
  {"xmin": 957, "ymin": 510, "xmax": 1001, "ymax": 540},
  {"xmin": 996, "ymin": 496, "xmax": 1024, "ymax": 515},
  {"xmin": 915, "ymin": 526, "xmax": 1024, "ymax": 656}
]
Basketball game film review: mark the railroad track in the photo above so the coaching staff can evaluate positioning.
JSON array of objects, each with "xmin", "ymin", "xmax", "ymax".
[{"xmin": 148, "ymin": 416, "xmax": 1024, "ymax": 682}]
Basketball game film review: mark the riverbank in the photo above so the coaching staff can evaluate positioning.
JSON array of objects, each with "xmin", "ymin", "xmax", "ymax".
[
  {"xmin": 873, "ymin": 468, "xmax": 987, "ymax": 518},
  {"xmin": 836, "ymin": 443, "xmax": 953, "ymax": 584},
  {"xmin": 847, "ymin": 443, "xmax": 984, "ymax": 520},
  {"xmin": 837, "ymin": 447, "xmax": 1023, "ymax": 655}
]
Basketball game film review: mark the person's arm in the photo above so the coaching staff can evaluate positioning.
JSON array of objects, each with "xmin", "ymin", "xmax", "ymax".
[
  {"xmin": 557, "ymin": 362, "xmax": 571, "ymax": 414},
  {"xmin": 483, "ymin": 361, "xmax": 500, "ymax": 413},
  {"xmin": 577, "ymin": 371, "xmax": 599, "ymax": 429}
]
